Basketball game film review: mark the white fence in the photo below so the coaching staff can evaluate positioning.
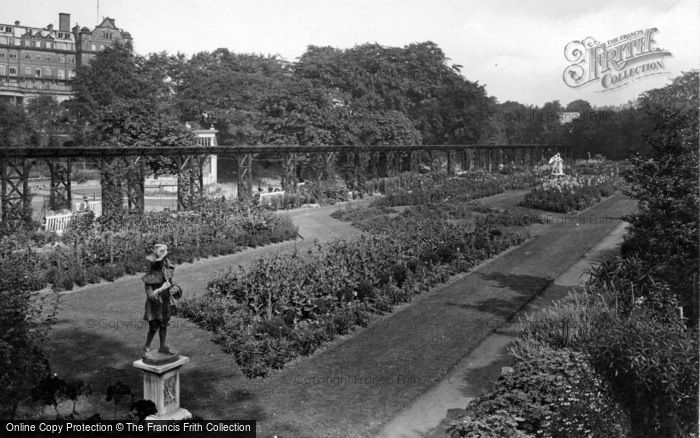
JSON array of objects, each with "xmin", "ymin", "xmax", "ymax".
[
  {"xmin": 74, "ymin": 201, "xmax": 103, "ymax": 217},
  {"xmin": 43, "ymin": 213, "xmax": 73, "ymax": 234},
  {"xmin": 43, "ymin": 200, "xmax": 102, "ymax": 234},
  {"xmin": 258, "ymin": 191, "xmax": 285, "ymax": 205}
]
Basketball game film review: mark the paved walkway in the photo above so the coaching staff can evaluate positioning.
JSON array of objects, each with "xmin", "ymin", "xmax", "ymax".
[
  {"xmin": 44, "ymin": 192, "xmax": 636, "ymax": 438},
  {"xmin": 377, "ymin": 220, "xmax": 630, "ymax": 437}
]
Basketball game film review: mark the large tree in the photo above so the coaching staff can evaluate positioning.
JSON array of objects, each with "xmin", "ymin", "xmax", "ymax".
[
  {"xmin": 169, "ymin": 49, "xmax": 289, "ymax": 144},
  {"xmin": 67, "ymin": 42, "xmax": 195, "ymax": 219},
  {"xmin": 296, "ymin": 41, "xmax": 494, "ymax": 145},
  {"xmin": 0, "ymin": 101, "xmax": 33, "ymax": 147},
  {"xmin": 26, "ymin": 96, "xmax": 66, "ymax": 147}
]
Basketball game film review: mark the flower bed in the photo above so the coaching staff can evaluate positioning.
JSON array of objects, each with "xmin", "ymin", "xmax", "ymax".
[
  {"xmin": 1, "ymin": 198, "xmax": 299, "ymax": 292},
  {"xmin": 520, "ymin": 173, "xmax": 616, "ymax": 213},
  {"xmin": 259, "ymin": 180, "xmax": 350, "ymax": 210},
  {"xmin": 180, "ymin": 212, "xmax": 526, "ymax": 378},
  {"xmin": 370, "ymin": 172, "xmax": 503, "ymax": 207}
]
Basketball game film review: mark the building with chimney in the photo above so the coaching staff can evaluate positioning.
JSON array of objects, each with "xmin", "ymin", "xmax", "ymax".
[{"xmin": 0, "ymin": 13, "xmax": 132, "ymax": 104}]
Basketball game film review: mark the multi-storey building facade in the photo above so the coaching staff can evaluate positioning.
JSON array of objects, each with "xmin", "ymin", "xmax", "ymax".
[{"xmin": 0, "ymin": 13, "xmax": 131, "ymax": 104}]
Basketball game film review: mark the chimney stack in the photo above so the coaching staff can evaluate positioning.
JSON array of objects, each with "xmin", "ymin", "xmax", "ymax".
[
  {"xmin": 14, "ymin": 20, "xmax": 20, "ymax": 26},
  {"xmin": 59, "ymin": 13, "xmax": 70, "ymax": 32}
]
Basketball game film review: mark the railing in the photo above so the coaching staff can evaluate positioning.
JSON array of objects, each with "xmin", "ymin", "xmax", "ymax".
[
  {"xmin": 257, "ymin": 191, "xmax": 285, "ymax": 206},
  {"xmin": 43, "ymin": 213, "xmax": 72, "ymax": 234},
  {"xmin": 74, "ymin": 200, "xmax": 102, "ymax": 217}
]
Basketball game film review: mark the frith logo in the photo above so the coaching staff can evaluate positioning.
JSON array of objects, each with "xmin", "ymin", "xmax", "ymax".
[{"xmin": 563, "ymin": 28, "xmax": 672, "ymax": 92}]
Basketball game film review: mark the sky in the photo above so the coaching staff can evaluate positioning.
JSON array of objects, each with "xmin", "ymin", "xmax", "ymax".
[{"xmin": 2, "ymin": 0, "xmax": 698, "ymax": 107}]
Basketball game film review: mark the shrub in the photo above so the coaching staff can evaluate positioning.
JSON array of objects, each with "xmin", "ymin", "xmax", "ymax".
[
  {"xmin": 516, "ymin": 289, "xmax": 616, "ymax": 350},
  {"xmin": 587, "ymin": 310, "xmax": 698, "ymax": 437},
  {"xmin": 622, "ymin": 72, "xmax": 699, "ymax": 323},
  {"xmin": 0, "ymin": 235, "xmax": 59, "ymax": 419},
  {"xmin": 448, "ymin": 342, "xmax": 631, "ymax": 438}
]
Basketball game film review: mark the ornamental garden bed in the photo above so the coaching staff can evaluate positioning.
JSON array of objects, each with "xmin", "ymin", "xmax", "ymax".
[
  {"xmin": 519, "ymin": 161, "xmax": 620, "ymax": 214},
  {"xmin": 0, "ymin": 197, "xmax": 299, "ymax": 293}
]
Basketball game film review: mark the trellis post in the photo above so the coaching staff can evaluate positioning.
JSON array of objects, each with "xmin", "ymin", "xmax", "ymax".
[
  {"xmin": 126, "ymin": 157, "xmax": 145, "ymax": 214},
  {"xmin": 281, "ymin": 153, "xmax": 297, "ymax": 192},
  {"xmin": 1, "ymin": 158, "xmax": 33, "ymax": 223},
  {"xmin": 237, "ymin": 153, "xmax": 253, "ymax": 200},
  {"xmin": 48, "ymin": 158, "xmax": 72, "ymax": 212}
]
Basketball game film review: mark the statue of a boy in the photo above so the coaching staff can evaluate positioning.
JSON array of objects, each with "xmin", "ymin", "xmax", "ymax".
[{"xmin": 142, "ymin": 244, "xmax": 181, "ymax": 357}]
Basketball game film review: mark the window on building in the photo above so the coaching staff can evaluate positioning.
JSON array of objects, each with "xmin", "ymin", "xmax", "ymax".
[
  {"xmin": 35, "ymin": 41, "xmax": 41, "ymax": 48},
  {"xmin": 9, "ymin": 52, "xmax": 17, "ymax": 59},
  {"xmin": 59, "ymin": 55, "xmax": 65, "ymax": 63},
  {"xmin": 45, "ymin": 55, "xmax": 51, "ymax": 61},
  {"xmin": 9, "ymin": 66, "xmax": 17, "ymax": 76},
  {"xmin": 0, "ymin": 52, "xmax": 4, "ymax": 58},
  {"xmin": 35, "ymin": 68, "xmax": 41, "ymax": 77},
  {"xmin": 0, "ymin": 36, "xmax": 8, "ymax": 44},
  {"xmin": 24, "ymin": 66, "xmax": 31, "ymax": 75},
  {"xmin": 57, "ymin": 69, "xmax": 64, "ymax": 79},
  {"xmin": 44, "ymin": 67, "xmax": 51, "ymax": 77},
  {"xmin": 90, "ymin": 44, "xmax": 96, "ymax": 51},
  {"xmin": 25, "ymin": 53, "xmax": 31, "ymax": 59},
  {"xmin": 68, "ymin": 69, "xmax": 75, "ymax": 78},
  {"xmin": 0, "ymin": 65, "xmax": 4, "ymax": 75}
]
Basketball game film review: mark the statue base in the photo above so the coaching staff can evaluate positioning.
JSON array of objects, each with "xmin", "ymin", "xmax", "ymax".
[
  {"xmin": 133, "ymin": 355, "xmax": 191, "ymax": 420},
  {"xmin": 145, "ymin": 408, "xmax": 192, "ymax": 421},
  {"xmin": 143, "ymin": 350, "xmax": 180, "ymax": 366}
]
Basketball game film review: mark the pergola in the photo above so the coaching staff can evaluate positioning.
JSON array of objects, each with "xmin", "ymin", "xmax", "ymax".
[{"xmin": 0, "ymin": 143, "xmax": 572, "ymax": 223}]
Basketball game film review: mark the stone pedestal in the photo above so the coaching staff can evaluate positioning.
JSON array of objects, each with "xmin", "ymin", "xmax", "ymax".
[{"xmin": 133, "ymin": 355, "xmax": 191, "ymax": 420}]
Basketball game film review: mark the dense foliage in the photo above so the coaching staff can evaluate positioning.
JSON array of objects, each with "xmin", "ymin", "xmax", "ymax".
[
  {"xmin": 448, "ymin": 340, "xmax": 630, "ymax": 438},
  {"xmin": 256, "ymin": 180, "xmax": 350, "ymax": 210},
  {"xmin": 622, "ymin": 71, "xmax": 699, "ymax": 323},
  {"xmin": 2, "ymin": 198, "xmax": 297, "ymax": 293},
  {"xmin": 369, "ymin": 169, "xmax": 534, "ymax": 208},
  {"xmin": 0, "ymin": 237, "xmax": 60, "ymax": 419}
]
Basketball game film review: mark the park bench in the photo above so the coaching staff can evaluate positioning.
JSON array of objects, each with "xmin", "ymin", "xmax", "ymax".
[
  {"xmin": 43, "ymin": 212, "xmax": 73, "ymax": 234},
  {"xmin": 42, "ymin": 200, "xmax": 103, "ymax": 234}
]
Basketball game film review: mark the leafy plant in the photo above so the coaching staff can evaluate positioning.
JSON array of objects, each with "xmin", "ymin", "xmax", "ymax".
[
  {"xmin": 448, "ymin": 342, "xmax": 630, "ymax": 438},
  {"xmin": 105, "ymin": 381, "xmax": 134, "ymax": 420},
  {"xmin": 587, "ymin": 310, "xmax": 698, "ymax": 437}
]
